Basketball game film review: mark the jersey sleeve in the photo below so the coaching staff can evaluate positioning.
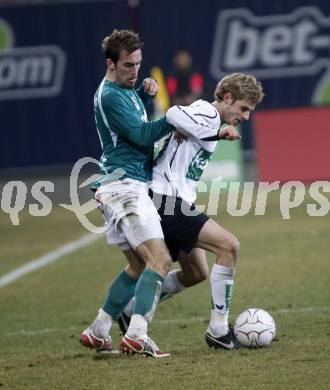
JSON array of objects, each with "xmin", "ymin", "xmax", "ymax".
[
  {"xmin": 165, "ymin": 103, "xmax": 220, "ymax": 140},
  {"xmin": 102, "ymin": 92, "xmax": 172, "ymax": 146},
  {"xmin": 136, "ymin": 84, "xmax": 154, "ymax": 108}
]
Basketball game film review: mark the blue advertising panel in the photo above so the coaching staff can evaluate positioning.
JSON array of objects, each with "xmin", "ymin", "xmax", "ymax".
[
  {"xmin": 0, "ymin": 0, "xmax": 329, "ymax": 168},
  {"xmin": 139, "ymin": 0, "xmax": 330, "ymax": 109}
]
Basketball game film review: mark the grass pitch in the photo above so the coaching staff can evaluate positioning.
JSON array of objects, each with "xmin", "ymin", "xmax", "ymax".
[{"xmin": 0, "ymin": 188, "xmax": 329, "ymax": 389}]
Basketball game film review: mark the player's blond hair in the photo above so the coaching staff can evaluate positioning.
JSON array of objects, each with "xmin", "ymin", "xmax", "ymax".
[{"xmin": 214, "ymin": 73, "xmax": 264, "ymax": 105}]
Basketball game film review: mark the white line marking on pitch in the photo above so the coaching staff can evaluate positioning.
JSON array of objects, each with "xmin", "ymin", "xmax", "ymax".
[
  {"xmin": 0, "ymin": 233, "xmax": 101, "ymax": 288},
  {"xmin": 4, "ymin": 306, "xmax": 330, "ymax": 337}
]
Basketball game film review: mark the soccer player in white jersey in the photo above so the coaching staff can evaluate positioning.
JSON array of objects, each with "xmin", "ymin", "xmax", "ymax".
[{"xmin": 116, "ymin": 73, "xmax": 264, "ymax": 350}]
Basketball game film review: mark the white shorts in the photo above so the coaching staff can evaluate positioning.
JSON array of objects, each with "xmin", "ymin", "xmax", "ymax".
[{"xmin": 96, "ymin": 179, "xmax": 164, "ymax": 250}]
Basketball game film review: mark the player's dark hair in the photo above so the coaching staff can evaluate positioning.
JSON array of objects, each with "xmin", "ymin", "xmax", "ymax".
[
  {"xmin": 102, "ymin": 29, "xmax": 144, "ymax": 64},
  {"xmin": 214, "ymin": 73, "xmax": 264, "ymax": 105}
]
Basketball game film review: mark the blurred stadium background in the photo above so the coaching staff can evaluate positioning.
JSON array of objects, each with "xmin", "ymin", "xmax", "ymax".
[{"xmin": 1, "ymin": 0, "xmax": 330, "ymax": 191}]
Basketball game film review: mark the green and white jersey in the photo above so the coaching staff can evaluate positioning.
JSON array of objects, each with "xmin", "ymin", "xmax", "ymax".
[
  {"xmin": 151, "ymin": 100, "xmax": 221, "ymax": 204},
  {"xmin": 94, "ymin": 79, "xmax": 172, "ymax": 185}
]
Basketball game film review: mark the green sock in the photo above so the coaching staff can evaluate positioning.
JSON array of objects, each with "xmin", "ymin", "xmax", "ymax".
[
  {"xmin": 133, "ymin": 269, "xmax": 163, "ymax": 323},
  {"xmin": 102, "ymin": 271, "xmax": 137, "ymax": 319}
]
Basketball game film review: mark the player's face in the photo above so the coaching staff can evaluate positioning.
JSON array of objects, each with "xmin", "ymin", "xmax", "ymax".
[
  {"xmin": 222, "ymin": 93, "xmax": 256, "ymax": 126},
  {"xmin": 113, "ymin": 49, "xmax": 142, "ymax": 88}
]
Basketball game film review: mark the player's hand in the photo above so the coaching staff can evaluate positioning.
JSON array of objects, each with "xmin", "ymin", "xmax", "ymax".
[
  {"xmin": 143, "ymin": 78, "xmax": 158, "ymax": 96},
  {"xmin": 218, "ymin": 125, "xmax": 241, "ymax": 141},
  {"xmin": 174, "ymin": 130, "xmax": 187, "ymax": 144}
]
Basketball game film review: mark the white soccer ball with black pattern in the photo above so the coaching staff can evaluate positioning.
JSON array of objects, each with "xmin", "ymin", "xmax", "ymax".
[{"xmin": 234, "ymin": 308, "xmax": 276, "ymax": 348}]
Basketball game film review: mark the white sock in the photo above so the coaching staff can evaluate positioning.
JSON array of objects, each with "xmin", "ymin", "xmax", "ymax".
[
  {"xmin": 127, "ymin": 314, "xmax": 147, "ymax": 337},
  {"xmin": 162, "ymin": 269, "xmax": 185, "ymax": 295},
  {"xmin": 123, "ymin": 297, "xmax": 135, "ymax": 317},
  {"xmin": 91, "ymin": 308, "xmax": 113, "ymax": 339},
  {"xmin": 208, "ymin": 264, "xmax": 235, "ymax": 337}
]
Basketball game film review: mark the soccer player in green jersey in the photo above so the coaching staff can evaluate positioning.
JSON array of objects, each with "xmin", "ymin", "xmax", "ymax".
[{"xmin": 80, "ymin": 30, "xmax": 174, "ymax": 357}]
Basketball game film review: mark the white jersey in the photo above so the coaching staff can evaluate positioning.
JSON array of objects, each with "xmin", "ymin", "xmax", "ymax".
[{"xmin": 151, "ymin": 100, "xmax": 221, "ymax": 204}]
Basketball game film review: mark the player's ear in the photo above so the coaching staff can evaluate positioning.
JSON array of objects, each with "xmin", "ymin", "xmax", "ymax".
[
  {"xmin": 106, "ymin": 59, "xmax": 115, "ymax": 71},
  {"xmin": 223, "ymin": 92, "xmax": 233, "ymax": 105}
]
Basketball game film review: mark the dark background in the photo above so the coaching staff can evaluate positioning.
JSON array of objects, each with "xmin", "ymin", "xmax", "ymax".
[{"xmin": 0, "ymin": 0, "xmax": 329, "ymax": 170}]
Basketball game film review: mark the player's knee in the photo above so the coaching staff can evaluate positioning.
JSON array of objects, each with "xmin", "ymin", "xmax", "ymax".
[
  {"xmin": 228, "ymin": 236, "xmax": 240, "ymax": 262},
  {"xmin": 149, "ymin": 252, "xmax": 172, "ymax": 276},
  {"xmin": 215, "ymin": 234, "xmax": 240, "ymax": 264}
]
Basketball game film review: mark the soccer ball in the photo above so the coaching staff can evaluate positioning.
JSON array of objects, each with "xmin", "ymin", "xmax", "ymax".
[{"xmin": 234, "ymin": 308, "xmax": 276, "ymax": 348}]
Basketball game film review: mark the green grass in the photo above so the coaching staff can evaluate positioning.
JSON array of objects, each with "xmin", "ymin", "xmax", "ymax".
[
  {"xmin": 0, "ymin": 189, "xmax": 329, "ymax": 389},
  {"xmin": 0, "ymin": 208, "xmax": 103, "ymax": 275}
]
